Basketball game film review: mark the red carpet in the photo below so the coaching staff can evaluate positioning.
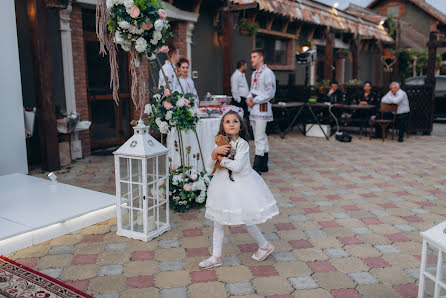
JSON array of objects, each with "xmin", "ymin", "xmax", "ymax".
[{"xmin": 0, "ymin": 256, "xmax": 93, "ymax": 298}]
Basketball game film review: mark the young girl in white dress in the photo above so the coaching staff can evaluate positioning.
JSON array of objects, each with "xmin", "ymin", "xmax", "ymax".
[
  {"xmin": 177, "ymin": 58, "xmax": 198, "ymax": 97},
  {"xmin": 199, "ymin": 109, "xmax": 279, "ymax": 269}
]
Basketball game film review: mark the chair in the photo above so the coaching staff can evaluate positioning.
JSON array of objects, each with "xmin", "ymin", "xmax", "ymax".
[{"xmin": 369, "ymin": 103, "xmax": 398, "ymax": 141}]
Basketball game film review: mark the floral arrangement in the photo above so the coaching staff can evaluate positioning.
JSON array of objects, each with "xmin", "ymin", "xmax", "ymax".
[
  {"xmin": 238, "ymin": 18, "xmax": 259, "ymax": 36},
  {"xmin": 106, "ymin": 0, "xmax": 172, "ymax": 57},
  {"xmin": 169, "ymin": 165, "xmax": 210, "ymax": 213},
  {"xmin": 144, "ymin": 87, "xmax": 199, "ymax": 134}
]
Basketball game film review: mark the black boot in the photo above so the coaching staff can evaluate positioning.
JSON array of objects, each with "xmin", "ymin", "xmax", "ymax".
[
  {"xmin": 261, "ymin": 153, "xmax": 269, "ymax": 172},
  {"xmin": 253, "ymin": 155, "xmax": 262, "ymax": 175}
]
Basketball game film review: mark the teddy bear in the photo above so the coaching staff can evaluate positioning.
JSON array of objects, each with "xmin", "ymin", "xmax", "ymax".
[{"xmin": 212, "ymin": 134, "xmax": 236, "ymax": 181}]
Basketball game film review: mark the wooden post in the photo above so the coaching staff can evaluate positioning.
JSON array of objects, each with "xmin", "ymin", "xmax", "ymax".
[
  {"xmin": 352, "ymin": 36, "xmax": 360, "ymax": 80},
  {"xmin": 426, "ymin": 31, "xmax": 438, "ymax": 87},
  {"xmin": 324, "ymin": 30, "xmax": 334, "ymax": 81},
  {"xmin": 375, "ymin": 41, "xmax": 383, "ymax": 87},
  {"xmin": 222, "ymin": 8, "xmax": 233, "ymax": 95},
  {"xmin": 28, "ymin": 0, "xmax": 60, "ymax": 171}
]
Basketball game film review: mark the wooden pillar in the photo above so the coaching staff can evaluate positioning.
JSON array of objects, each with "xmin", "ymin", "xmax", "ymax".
[
  {"xmin": 335, "ymin": 56, "xmax": 346, "ymax": 83},
  {"xmin": 352, "ymin": 37, "xmax": 360, "ymax": 80},
  {"xmin": 324, "ymin": 30, "xmax": 334, "ymax": 81},
  {"xmin": 375, "ymin": 41, "xmax": 383, "ymax": 87},
  {"xmin": 27, "ymin": 0, "xmax": 60, "ymax": 171},
  {"xmin": 426, "ymin": 31, "xmax": 438, "ymax": 87},
  {"xmin": 222, "ymin": 9, "xmax": 233, "ymax": 95}
]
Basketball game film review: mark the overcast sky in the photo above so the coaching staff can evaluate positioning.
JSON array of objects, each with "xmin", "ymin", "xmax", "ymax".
[{"xmin": 314, "ymin": 0, "xmax": 446, "ymax": 13}]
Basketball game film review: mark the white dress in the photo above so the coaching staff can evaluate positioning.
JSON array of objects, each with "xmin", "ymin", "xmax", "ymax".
[
  {"xmin": 205, "ymin": 137, "xmax": 279, "ymax": 225},
  {"xmin": 179, "ymin": 77, "xmax": 198, "ymax": 97}
]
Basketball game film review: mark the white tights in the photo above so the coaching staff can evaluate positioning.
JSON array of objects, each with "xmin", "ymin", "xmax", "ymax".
[{"xmin": 212, "ymin": 222, "xmax": 268, "ymax": 257}]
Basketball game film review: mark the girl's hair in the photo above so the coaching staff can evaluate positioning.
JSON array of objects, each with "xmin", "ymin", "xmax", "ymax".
[
  {"xmin": 177, "ymin": 58, "xmax": 189, "ymax": 68},
  {"xmin": 217, "ymin": 111, "xmax": 249, "ymax": 141}
]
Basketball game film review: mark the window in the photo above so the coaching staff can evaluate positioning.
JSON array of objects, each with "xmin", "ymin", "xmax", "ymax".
[
  {"xmin": 386, "ymin": 5, "xmax": 400, "ymax": 17},
  {"xmin": 256, "ymin": 36, "xmax": 287, "ymax": 65}
]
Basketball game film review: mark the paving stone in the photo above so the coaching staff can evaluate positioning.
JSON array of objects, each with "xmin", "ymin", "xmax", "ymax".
[
  {"xmin": 403, "ymin": 267, "xmax": 420, "ymax": 280},
  {"xmin": 272, "ymin": 252, "xmax": 297, "ymax": 262},
  {"xmin": 264, "ymin": 232, "xmax": 280, "ymax": 241},
  {"xmin": 105, "ymin": 242, "xmax": 128, "ymax": 251},
  {"xmin": 98, "ymin": 264, "xmax": 124, "ymax": 276},
  {"xmin": 370, "ymin": 210, "xmax": 390, "ymax": 217},
  {"xmin": 226, "ymin": 282, "xmax": 254, "ymax": 296},
  {"xmin": 120, "ymin": 288, "xmax": 159, "ymax": 298},
  {"xmin": 155, "ymin": 271, "xmax": 191, "ymax": 288},
  {"xmin": 331, "ymin": 213, "xmax": 350, "ymax": 219},
  {"xmin": 291, "ymin": 288, "xmax": 332, "ymax": 298},
  {"xmin": 36, "ymin": 254, "xmax": 73, "ymax": 269},
  {"xmin": 394, "ymin": 224, "xmax": 417, "ymax": 232},
  {"xmin": 39, "ymin": 268, "xmax": 63, "ymax": 279},
  {"xmin": 411, "ymin": 208, "xmax": 429, "ymax": 214},
  {"xmin": 222, "ymin": 256, "xmax": 241, "ymax": 267},
  {"xmin": 124, "ymin": 260, "xmax": 158, "ymax": 276},
  {"xmin": 375, "ymin": 244, "xmax": 401, "ymax": 254},
  {"xmin": 331, "ymin": 289, "xmax": 362, "ymax": 298},
  {"xmin": 356, "ymin": 284, "xmax": 401, "ymax": 298},
  {"xmin": 323, "ymin": 248, "xmax": 350, "ymax": 258},
  {"xmin": 289, "ymin": 215, "xmax": 308, "ymax": 222},
  {"xmin": 252, "ymin": 276, "xmax": 294, "ymax": 296},
  {"xmin": 160, "ymin": 287, "xmax": 188, "ymax": 298},
  {"xmin": 216, "ymin": 266, "xmax": 252, "ymax": 282},
  {"xmin": 155, "ymin": 248, "xmax": 186, "ymax": 261},
  {"xmin": 274, "ymin": 261, "xmax": 312, "ymax": 277},
  {"xmin": 279, "ymin": 203, "xmax": 295, "ymax": 208},
  {"xmin": 351, "ymin": 227, "xmax": 372, "ymax": 235},
  {"xmin": 315, "ymin": 201, "xmax": 332, "ymax": 206},
  {"xmin": 288, "ymin": 276, "xmax": 318, "ymax": 290},
  {"xmin": 188, "ymin": 282, "xmax": 226, "ymax": 298},
  {"xmin": 305, "ymin": 230, "xmax": 327, "ymax": 239},
  {"xmin": 88, "ymin": 276, "xmax": 127, "ymax": 294},
  {"xmin": 158, "ymin": 239, "xmax": 180, "ymax": 248},
  {"xmin": 94, "ymin": 294, "xmax": 120, "ymax": 298},
  {"xmin": 49, "ymin": 245, "xmax": 74, "ymax": 255},
  {"xmin": 159, "ymin": 260, "xmax": 184, "ymax": 272},
  {"xmin": 313, "ymin": 272, "xmax": 355, "ymax": 290},
  {"xmin": 371, "ymin": 267, "xmax": 416, "ymax": 285},
  {"xmin": 348, "ymin": 271, "xmax": 379, "ymax": 285},
  {"xmin": 330, "ymin": 257, "xmax": 369, "ymax": 273}
]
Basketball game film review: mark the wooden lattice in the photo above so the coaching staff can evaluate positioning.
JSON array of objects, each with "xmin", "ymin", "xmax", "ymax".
[{"xmin": 404, "ymin": 85, "xmax": 434, "ymax": 134}]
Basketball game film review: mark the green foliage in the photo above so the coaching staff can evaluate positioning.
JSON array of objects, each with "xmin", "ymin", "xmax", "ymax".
[
  {"xmin": 386, "ymin": 15, "xmax": 397, "ymax": 38},
  {"xmin": 398, "ymin": 48, "xmax": 443, "ymax": 80},
  {"xmin": 336, "ymin": 49, "xmax": 350, "ymax": 57},
  {"xmin": 238, "ymin": 18, "xmax": 259, "ymax": 36}
]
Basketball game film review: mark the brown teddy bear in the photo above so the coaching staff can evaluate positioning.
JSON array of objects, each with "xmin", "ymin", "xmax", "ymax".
[{"xmin": 212, "ymin": 134, "xmax": 236, "ymax": 181}]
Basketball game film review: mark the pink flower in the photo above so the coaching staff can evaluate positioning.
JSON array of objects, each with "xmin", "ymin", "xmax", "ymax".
[
  {"xmin": 158, "ymin": 9, "xmax": 167, "ymax": 19},
  {"xmin": 184, "ymin": 99, "xmax": 190, "ymax": 107},
  {"xmin": 172, "ymin": 165, "xmax": 178, "ymax": 170},
  {"xmin": 189, "ymin": 173, "xmax": 198, "ymax": 180},
  {"xmin": 142, "ymin": 23, "xmax": 153, "ymax": 30},
  {"xmin": 130, "ymin": 6, "xmax": 140, "ymax": 18},
  {"xmin": 160, "ymin": 45, "xmax": 169, "ymax": 53},
  {"xmin": 183, "ymin": 183, "xmax": 192, "ymax": 191},
  {"xmin": 164, "ymin": 89, "xmax": 171, "ymax": 97},
  {"xmin": 163, "ymin": 101, "xmax": 172, "ymax": 110}
]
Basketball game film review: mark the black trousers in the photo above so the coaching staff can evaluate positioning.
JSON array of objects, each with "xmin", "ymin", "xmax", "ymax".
[
  {"xmin": 375, "ymin": 112, "xmax": 409, "ymax": 139},
  {"xmin": 231, "ymin": 97, "xmax": 253, "ymax": 138}
]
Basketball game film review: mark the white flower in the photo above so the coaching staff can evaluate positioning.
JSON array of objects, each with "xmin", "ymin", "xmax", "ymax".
[
  {"xmin": 114, "ymin": 31, "xmax": 124, "ymax": 44},
  {"xmin": 153, "ymin": 31, "xmax": 162, "ymax": 41},
  {"xmin": 106, "ymin": 0, "xmax": 115, "ymax": 9},
  {"xmin": 193, "ymin": 179, "xmax": 206, "ymax": 191},
  {"xmin": 196, "ymin": 194, "xmax": 205, "ymax": 203},
  {"xmin": 176, "ymin": 98, "xmax": 185, "ymax": 107},
  {"xmin": 118, "ymin": 21, "xmax": 131, "ymax": 30},
  {"xmin": 120, "ymin": 41, "xmax": 131, "ymax": 52},
  {"xmin": 135, "ymin": 37, "xmax": 148, "ymax": 53},
  {"xmin": 123, "ymin": 0, "xmax": 134, "ymax": 13},
  {"xmin": 153, "ymin": 94, "xmax": 161, "ymax": 101},
  {"xmin": 150, "ymin": 38, "xmax": 158, "ymax": 45},
  {"xmin": 165, "ymin": 110, "xmax": 173, "ymax": 120},
  {"xmin": 154, "ymin": 19, "xmax": 164, "ymax": 31},
  {"xmin": 158, "ymin": 121, "xmax": 169, "ymax": 134},
  {"xmin": 129, "ymin": 25, "xmax": 144, "ymax": 35},
  {"xmin": 144, "ymin": 104, "xmax": 152, "ymax": 115}
]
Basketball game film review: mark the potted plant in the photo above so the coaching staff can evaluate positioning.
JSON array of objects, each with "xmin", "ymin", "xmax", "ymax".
[
  {"xmin": 336, "ymin": 49, "xmax": 350, "ymax": 59},
  {"xmin": 238, "ymin": 18, "xmax": 259, "ymax": 36}
]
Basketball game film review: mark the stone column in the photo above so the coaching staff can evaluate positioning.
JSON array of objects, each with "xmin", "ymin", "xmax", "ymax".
[
  {"xmin": 335, "ymin": 55, "xmax": 346, "ymax": 83},
  {"xmin": 186, "ymin": 22, "xmax": 195, "ymax": 77}
]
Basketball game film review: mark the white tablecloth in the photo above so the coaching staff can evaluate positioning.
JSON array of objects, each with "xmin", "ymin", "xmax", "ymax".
[{"xmin": 167, "ymin": 117, "xmax": 221, "ymax": 173}]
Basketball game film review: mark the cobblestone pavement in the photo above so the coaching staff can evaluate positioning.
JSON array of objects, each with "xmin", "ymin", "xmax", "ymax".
[{"xmin": 11, "ymin": 130, "xmax": 446, "ymax": 297}]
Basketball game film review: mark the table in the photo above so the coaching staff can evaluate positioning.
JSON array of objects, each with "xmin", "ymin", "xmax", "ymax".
[
  {"xmin": 272, "ymin": 102, "xmax": 376, "ymax": 139},
  {"xmin": 167, "ymin": 116, "xmax": 221, "ymax": 173},
  {"xmin": 418, "ymin": 220, "xmax": 446, "ymax": 298}
]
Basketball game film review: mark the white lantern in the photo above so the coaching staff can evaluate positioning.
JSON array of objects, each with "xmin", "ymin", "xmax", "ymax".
[{"xmin": 114, "ymin": 120, "xmax": 170, "ymax": 241}]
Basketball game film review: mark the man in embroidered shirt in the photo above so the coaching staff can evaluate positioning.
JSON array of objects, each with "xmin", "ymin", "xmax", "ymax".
[
  {"xmin": 231, "ymin": 60, "xmax": 251, "ymax": 136},
  {"xmin": 246, "ymin": 48, "xmax": 276, "ymax": 174},
  {"xmin": 158, "ymin": 45, "xmax": 181, "ymax": 93},
  {"xmin": 381, "ymin": 82, "xmax": 410, "ymax": 142}
]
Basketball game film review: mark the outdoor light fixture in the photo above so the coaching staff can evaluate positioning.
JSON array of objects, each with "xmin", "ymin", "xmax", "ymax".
[
  {"xmin": 379, "ymin": 20, "xmax": 385, "ymax": 25},
  {"xmin": 302, "ymin": 46, "xmax": 310, "ymax": 52},
  {"xmin": 333, "ymin": 2, "xmax": 339, "ymax": 8}
]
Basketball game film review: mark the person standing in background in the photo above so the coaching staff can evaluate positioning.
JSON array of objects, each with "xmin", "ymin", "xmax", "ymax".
[
  {"xmin": 158, "ymin": 45, "xmax": 181, "ymax": 92},
  {"xmin": 177, "ymin": 58, "xmax": 197, "ymax": 97},
  {"xmin": 231, "ymin": 60, "xmax": 250, "ymax": 120}
]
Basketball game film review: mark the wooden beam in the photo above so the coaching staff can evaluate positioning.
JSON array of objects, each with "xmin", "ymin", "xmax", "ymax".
[
  {"xmin": 295, "ymin": 23, "xmax": 302, "ymax": 39},
  {"xmin": 324, "ymin": 31, "xmax": 334, "ymax": 80},
  {"xmin": 351, "ymin": 36, "xmax": 360, "ymax": 80},
  {"xmin": 363, "ymin": 41, "xmax": 370, "ymax": 52},
  {"xmin": 265, "ymin": 16, "xmax": 274, "ymax": 31},
  {"xmin": 228, "ymin": 3, "xmax": 258, "ymax": 11},
  {"xmin": 257, "ymin": 28, "xmax": 297, "ymax": 39},
  {"xmin": 282, "ymin": 19, "xmax": 289, "ymax": 33},
  {"xmin": 193, "ymin": 0, "xmax": 203, "ymax": 14},
  {"xmin": 28, "ymin": 0, "xmax": 60, "ymax": 171},
  {"xmin": 307, "ymin": 27, "xmax": 315, "ymax": 42},
  {"xmin": 375, "ymin": 40, "xmax": 383, "ymax": 86}
]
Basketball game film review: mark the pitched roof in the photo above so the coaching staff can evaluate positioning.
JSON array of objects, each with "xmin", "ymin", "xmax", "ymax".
[
  {"xmin": 367, "ymin": 0, "xmax": 446, "ymax": 25},
  {"xmin": 230, "ymin": 0, "xmax": 393, "ymax": 42}
]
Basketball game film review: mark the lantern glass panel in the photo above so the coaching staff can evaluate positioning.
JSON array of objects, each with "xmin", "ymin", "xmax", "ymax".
[
  {"xmin": 158, "ymin": 154, "xmax": 168, "ymax": 179},
  {"xmin": 425, "ymin": 243, "xmax": 439, "ymax": 278},
  {"xmin": 130, "ymin": 183, "xmax": 144, "ymax": 210},
  {"xmin": 158, "ymin": 202, "xmax": 167, "ymax": 227},
  {"xmin": 120, "ymin": 206, "xmax": 131, "ymax": 231},
  {"xmin": 441, "ymin": 250, "xmax": 446, "ymax": 284},
  {"xmin": 120, "ymin": 182, "xmax": 130, "ymax": 203},
  {"xmin": 440, "ymin": 287, "xmax": 446, "ymax": 298},
  {"xmin": 423, "ymin": 278, "xmax": 435, "ymax": 298},
  {"xmin": 147, "ymin": 157, "xmax": 157, "ymax": 185},
  {"xmin": 131, "ymin": 159, "xmax": 142, "ymax": 183},
  {"xmin": 119, "ymin": 157, "xmax": 130, "ymax": 182},
  {"xmin": 157, "ymin": 178, "xmax": 168, "ymax": 204}
]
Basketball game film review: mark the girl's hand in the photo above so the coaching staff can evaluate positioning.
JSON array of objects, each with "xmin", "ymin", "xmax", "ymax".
[
  {"xmin": 212, "ymin": 145, "xmax": 231, "ymax": 160},
  {"xmin": 216, "ymin": 155, "xmax": 224, "ymax": 162}
]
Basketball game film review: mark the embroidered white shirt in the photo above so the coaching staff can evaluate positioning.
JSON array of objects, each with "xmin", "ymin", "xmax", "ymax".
[
  {"xmin": 230, "ymin": 69, "xmax": 249, "ymax": 103},
  {"xmin": 179, "ymin": 77, "xmax": 197, "ymax": 97},
  {"xmin": 247, "ymin": 64, "xmax": 276, "ymax": 122},
  {"xmin": 158, "ymin": 61, "xmax": 181, "ymax": 93}
]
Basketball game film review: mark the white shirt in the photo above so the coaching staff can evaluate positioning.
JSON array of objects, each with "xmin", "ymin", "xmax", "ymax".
[
  {"xmin": 247, "ymin": 64, "xmax": 276, "ymax": 122},
  {"xmin": 158, "ymin": 61, "xmax": 181, "ymax": 93},
  {"xmin": 179, "ymin": 77, "xmax": 197, "ymax": 97},
  {"xmin": 381, "ymin": 89, "xmax": 410, "ymax": 114},
  {"xmin": 230, "ymin": 69, "xmax": 249, "ymax": 103}
]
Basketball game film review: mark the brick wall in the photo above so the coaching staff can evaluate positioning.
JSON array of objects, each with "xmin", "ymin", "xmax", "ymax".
[
  {"xmin": 170, "ymin": 21, "xmax": 188, "ymax": 58},
  {"xmin": 71, "ymin": 5, "xmax": 90, "ymax": 156}
]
